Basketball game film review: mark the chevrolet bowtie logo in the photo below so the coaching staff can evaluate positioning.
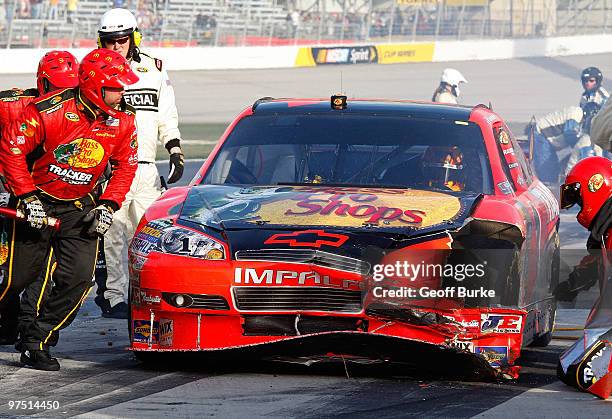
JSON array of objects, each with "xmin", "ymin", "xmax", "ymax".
[{"xmin": 264, "ymin": 230, "xmax": 349, "ymax": 248}]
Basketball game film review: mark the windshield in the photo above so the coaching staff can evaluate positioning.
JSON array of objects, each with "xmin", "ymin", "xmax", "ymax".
[{"xmin": 203, "ymin": 113, "xmax": 493, "ymax": 194}]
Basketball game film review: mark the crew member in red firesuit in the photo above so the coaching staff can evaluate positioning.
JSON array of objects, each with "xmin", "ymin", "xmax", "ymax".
[
  {"xmin": 0, "ymin": 50, "xmax": 80, "ymax": 345},
  {"xmin": 557, "ymin": 156, "xmax": 612, "ymax": 300},
  {"xmin": 0, "ymin": 48, "xmax": 139, "ymax": 371}
]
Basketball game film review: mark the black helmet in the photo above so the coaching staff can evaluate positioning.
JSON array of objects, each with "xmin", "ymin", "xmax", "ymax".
[{"xmin": 581, "ymin": 67, "xmax": 603, "ymax": 92}]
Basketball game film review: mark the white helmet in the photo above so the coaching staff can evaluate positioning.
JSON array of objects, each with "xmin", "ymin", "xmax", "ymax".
[
  {"xmin": 99, "ymin": 8, "xmax": 138, "ymax": 38},
  {"xmin": 441, "ymin": 68, "xmax": 468, "ymax": 87},
  {"xmin": 98, "ymin": 8, "xmax": 141, "ymax": 57},
  {"xmin": 440, "ymin": 68, "xmax": 467, "ymax": 97}
]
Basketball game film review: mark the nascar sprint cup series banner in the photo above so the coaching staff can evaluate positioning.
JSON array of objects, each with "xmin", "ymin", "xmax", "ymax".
[{"xmin": 295, "ymin": 43, "xmax": 435, "ymax": 67}]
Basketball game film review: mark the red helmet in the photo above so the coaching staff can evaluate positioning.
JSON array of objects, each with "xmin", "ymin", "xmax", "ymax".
[
  {"xmin": 78, "ymin": 49, "xmax": 138, "ymax": 117},
  {"xmin": 36, "ymin": 50, "xmax": 79, "ymax": 94},
  {"xmin": 561, "ymin": 156, "xmax": 612, "ymax": 228}
]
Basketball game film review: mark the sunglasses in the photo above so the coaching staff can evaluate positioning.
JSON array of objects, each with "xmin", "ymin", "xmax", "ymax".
[
  {"xmin": 583, "ymin": 78, "xmax": 597, "ymax": 83},
  {"xmin": 103, "ymin": 36, "xmax": 130, "ymax": 46}
]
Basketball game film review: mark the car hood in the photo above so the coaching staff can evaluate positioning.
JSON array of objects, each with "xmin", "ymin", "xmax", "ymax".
[{"xmin": 178, "ymin": 184, "xmax": 478, "ymax": 234}]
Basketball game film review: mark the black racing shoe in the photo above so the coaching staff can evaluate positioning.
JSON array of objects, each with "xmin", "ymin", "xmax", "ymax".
[
  {"xmin": 102, "ymin": 302, "xmax": 128, "ymax": 319},
  {"xmin": 20, "ymin": 349, "xmax": 60, "ymax": 371},
  {"xmin": 14, "ymin": 339, "xmax": 24, "ymax": 353},
  {"xmin": 94, "ymin": 295, "xmax": 112, "ymax": 315}
]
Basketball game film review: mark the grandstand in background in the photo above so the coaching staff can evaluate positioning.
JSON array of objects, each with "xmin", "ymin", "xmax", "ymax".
[{"xmin": 0, "ymin": 0, "xmax": 611, "ymax": 48}]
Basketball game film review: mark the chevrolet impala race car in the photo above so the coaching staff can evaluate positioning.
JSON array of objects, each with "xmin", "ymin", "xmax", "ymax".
[{"xmin": 128, "ymin": 97, "xmax": 560, "ymax": 378}]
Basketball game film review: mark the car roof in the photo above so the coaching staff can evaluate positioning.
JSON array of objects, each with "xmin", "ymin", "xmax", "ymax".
[{"xmin": 251, "ymin": 98, "xmax": 481, "ymax": 121}]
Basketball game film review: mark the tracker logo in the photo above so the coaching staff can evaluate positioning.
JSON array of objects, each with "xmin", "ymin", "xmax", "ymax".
[
  {"xmin": 480, "ymin": 314, "xmax": 523, "ymax": 334},
  {"xmin": 264, "ymin": 230, "xmax": 348, "ymax": 248},
  {"xmin": 578, "ymin": 341, "xmax": 610, "ymax": 388},
  {"xmin": 48, "ymin": 164, "xmax": 93, "ymax": 185}
]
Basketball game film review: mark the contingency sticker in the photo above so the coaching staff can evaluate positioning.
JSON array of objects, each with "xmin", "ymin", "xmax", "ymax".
[
  {"xmin": 159, "ymin": 319, "xmax": 174, "ymax": 347},
  {"xmin": 480, "ymin": 314, "xmax": 523, "ymax": 334},
  {"xmin": 476, "ymin": 346, "xmax": 508, "ymax": 367},
  {"xmin": 133, "ymin": 320, "xmax": 159, "ymax": 343}
]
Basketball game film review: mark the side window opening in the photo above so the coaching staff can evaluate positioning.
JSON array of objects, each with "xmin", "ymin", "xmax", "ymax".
[
  {"xmin": 493, "ymin": 124, "xmax": 517, "ymax": 192},
  {"xmin": 508, "ymin": 130, "xmax": 534, "ymax": 186}
]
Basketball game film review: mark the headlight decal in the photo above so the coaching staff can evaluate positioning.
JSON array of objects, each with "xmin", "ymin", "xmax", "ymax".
[
  {"xmin": 130, "ymin": 219, "xmax": 173, "ymax": 258},
  {"xmin": 129, "ymin": 218, "xmax": 226, "ymax": 262},
  {"xmin": 160, "ymin": 227, "xmax": 226, "ymax": 259}
]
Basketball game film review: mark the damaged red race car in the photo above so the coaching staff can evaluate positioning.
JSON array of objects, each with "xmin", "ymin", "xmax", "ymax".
[{"xmin": 128, "ymin": 96, "xmax": 560, "ymax": 379}]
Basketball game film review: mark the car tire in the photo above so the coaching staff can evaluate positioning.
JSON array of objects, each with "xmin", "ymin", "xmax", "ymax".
[
  {"xmin": 530, "ymin": 241, "xmax": 559, "ymax": 347},
  {"xmin": 127, "ymin": 284, "xmax": 133, "ymax": 343},
  {"xmin": 529, "ymin": 302, "xmax": 556, "ymax": 347},
  {"xmin": 134, "ymin": 350, "xmax": 160, "ymax": 364},
  {"xmin": 530, "ymin": 330, "xmax": 553, "ymax": 347},
  {"xmin": 500, "ymin": 248, "xmax": 521, "ymax": 307}
]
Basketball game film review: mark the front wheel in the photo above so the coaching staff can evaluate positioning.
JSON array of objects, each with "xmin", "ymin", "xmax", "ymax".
[
  {"xmin": 529, "ymin": 303, "xmax": 556, "ymax": 347},
  {"xmin": 133, "ymin": 350, "xmax": 161, "ymax": 364},
  {"xmin": 127, "ymin": 284, "xmax": 133, "ymax": 343}
]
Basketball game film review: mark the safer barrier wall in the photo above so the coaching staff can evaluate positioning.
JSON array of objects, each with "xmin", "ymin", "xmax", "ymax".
[
  {"xmin": 293, "ymin": 43, "xmax": 436, "ymax": 66},
  {"xmin": 0, "ymin": 46, "xmax": 298, "ymax": 74},
  {"xmin": 1, "ymin": 34, "xmax": 612, "ymax": 74},
  {"xmin": 293, "ymin": 34, "xmax": 612, "ymax": 68}
]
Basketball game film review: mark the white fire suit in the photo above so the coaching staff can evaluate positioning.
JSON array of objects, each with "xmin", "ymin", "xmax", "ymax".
[
  {"xmin": 580, "ymin": 87, "xmax": 609, "ymax": 109},
  {"xmin": 102, "ymin": 52, "xmax": 181, "ymax": 307},
  {"xmin": 531, "ymin": 106, "xmax": 584, "ymax": 183},
  {"xmin": 433, "ymin": 91, "xmax": 457, "ymax": 104},
  {"xmin": 535, "ymin": 106, "xmax": 583, "ymax": 150}
]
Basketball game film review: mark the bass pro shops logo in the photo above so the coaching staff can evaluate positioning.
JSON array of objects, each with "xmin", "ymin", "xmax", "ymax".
[{"xmin": 53, "ymin": 138, "xmax": 105, "ymax": 168}]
